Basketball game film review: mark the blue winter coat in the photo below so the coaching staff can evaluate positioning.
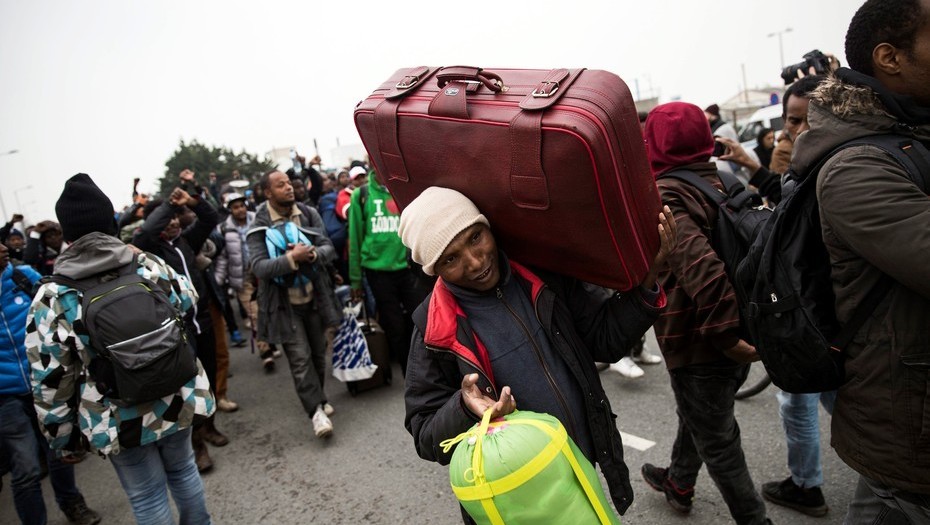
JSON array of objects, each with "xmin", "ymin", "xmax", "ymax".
[{"xmin": 0, "ymin": 263, "xmax": 41, "ymax": 395}]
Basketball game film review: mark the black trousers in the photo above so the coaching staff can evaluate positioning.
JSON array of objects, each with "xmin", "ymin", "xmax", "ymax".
[
  {"xmin": 188, "ymin": 316, "xmax": 217, "ymax": 393},
  {"xmin": 364, "ymin": 268, "xmax": 429, "ymax": 376},
  {"xmin": 667, "ymin": 360, "xmax": 768, "ymax": 525}
]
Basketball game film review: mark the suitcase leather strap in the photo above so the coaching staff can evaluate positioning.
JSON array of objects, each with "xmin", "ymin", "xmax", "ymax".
[
  {"xmin": 374, "ymin": 98, "xmax": 410, "ymax": 182},
  {"xmin": 428, "ymin": 81, "xmax": 470, "ymax": 120},
  {"xmin": 385, "ymin": 66, "xmax": 440, "ymax": 100},
  {"xmin": 519, "ymin": 68, "xmax": 584, "ymax": 111},
  {"xmin": 510, "ymin": 110, "xmax": 550, "ymax": 210}
]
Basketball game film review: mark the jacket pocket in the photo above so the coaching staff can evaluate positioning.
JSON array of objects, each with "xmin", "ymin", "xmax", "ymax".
[{"xmin": 899, "ymin": 351, "xmax": 929, "ymax": 466}]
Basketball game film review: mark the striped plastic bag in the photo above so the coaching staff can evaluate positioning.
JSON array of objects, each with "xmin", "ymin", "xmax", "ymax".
[
  {"xmin": 332, "ymin": 305, "xmax": 378, "ymax": 382},
  {"xmin": 441, "ymin": 410, "xmax": 620, "ymax": 525}
]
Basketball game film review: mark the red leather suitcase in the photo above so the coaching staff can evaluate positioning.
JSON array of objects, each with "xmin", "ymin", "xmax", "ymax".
[{"xmin": 354, "ymin": 66, "xmax": 661, "ymax": 291}]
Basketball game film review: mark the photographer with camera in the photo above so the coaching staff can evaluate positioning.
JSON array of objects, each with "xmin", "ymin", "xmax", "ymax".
[
  {"xmin": 780, "ymin": 50, "xmax": 840, "ymax": 85},
  {"xmin": 770, "ymin": 53, "xmax": 840, "ymax": 175},
  {"xmin": 712, "ymin": 74, "xmax": 837, "ymax": 519}
]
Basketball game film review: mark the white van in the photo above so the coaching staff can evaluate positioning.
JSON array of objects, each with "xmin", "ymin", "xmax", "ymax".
[{"xmin": 738, "ymin": 104, "xmax": 784, "ymax": 149}]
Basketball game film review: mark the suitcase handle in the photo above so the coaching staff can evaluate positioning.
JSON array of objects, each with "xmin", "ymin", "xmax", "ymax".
[{"xmin": 436, "ymin": 66, "xmax": 505, "ymax": 93}]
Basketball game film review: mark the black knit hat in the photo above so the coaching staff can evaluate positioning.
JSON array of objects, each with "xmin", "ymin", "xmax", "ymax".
[{"xmin": 55, "ymin": 173, "xmax": 117, "ymax": 242}]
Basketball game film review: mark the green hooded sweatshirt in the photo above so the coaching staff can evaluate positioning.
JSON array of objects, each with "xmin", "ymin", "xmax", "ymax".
[{"xmin": 347, "ymin": 175, "xmax": 408, "ymax": 289}]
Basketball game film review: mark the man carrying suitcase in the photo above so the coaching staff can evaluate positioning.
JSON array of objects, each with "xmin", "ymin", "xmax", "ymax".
[{"xmin": 400, "ymin": 187, "xmax": 675, "ymax": 521}]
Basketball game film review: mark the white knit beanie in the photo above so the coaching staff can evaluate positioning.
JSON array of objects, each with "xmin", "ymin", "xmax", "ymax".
[{"xmin": 399, "ymin": 187, "xmax": 490, "ymax": 276}]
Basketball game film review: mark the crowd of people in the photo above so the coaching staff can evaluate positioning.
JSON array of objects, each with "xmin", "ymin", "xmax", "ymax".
[{"xmin": 1, "ymin": 0, "xmax": 928, "ymax": 523}]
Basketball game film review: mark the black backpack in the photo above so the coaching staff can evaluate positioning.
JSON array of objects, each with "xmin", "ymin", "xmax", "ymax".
[
  {"xmin": 734, "ymin": 134, "xmax": 930, "ymax": 393},
  {"xmin": 658, "ymin": 169, "xmax": 773, "ymax": 338},
  {"xmin": 45, "ymin": 255, "xmax": 198, "ymax": 406}
]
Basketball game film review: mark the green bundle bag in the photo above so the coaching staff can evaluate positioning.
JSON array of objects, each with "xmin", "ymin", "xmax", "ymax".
[{"xmin": 440, "ymin": 409, "xmax": 620, "ymax": 525}]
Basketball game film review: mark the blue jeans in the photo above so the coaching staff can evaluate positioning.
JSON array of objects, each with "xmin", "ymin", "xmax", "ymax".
[
  {"xmin": 844, "ymin": 475, "xmax": 930, "ymax": 524},
  {"xmin": 0, "ymin": 394, "xmax": 85, "ymax": 525},
  {"xmin": 109, "ymin": 427, "xmax": 211, "ymax": 525},
  {"xmin": 0, "ymin": 394, "xmax": 46, "ymax": 524},
  {"xmin": 668, "ymin": 361, "xmax": 768, "ymax": 525},
  {"xmin": 775, "ymin": 390, "xmax": 836, "ymax": 488}
]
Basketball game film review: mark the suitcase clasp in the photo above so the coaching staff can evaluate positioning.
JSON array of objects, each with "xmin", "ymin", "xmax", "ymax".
[{"xmin": 531, "ymin": 81, "xmax": 560, "ymax": 98}]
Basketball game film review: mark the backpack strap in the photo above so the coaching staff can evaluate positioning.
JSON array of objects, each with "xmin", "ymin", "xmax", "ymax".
[
  {"xmin": 900, "ymin": 141, "xmax": 930, "ymax": 192},
  {"xmin": 844, "ymin": 135, "xmax": 930, "ymax": 193},
  {"xmin": 658, "ymin": 170, "xmax": 725, "ymax": 205},
  {"xmin": 715, "ymin": 169, "xmax": 745, "ymax": 196},
  {"xmin": 359, "ymin": 184, "xmax": 370, "ymax": 209},
  {"xmin": 295, "ymin": 201, "xmax": 316, "ymax": 220},
  {"xmin": 11, "ymin": 268, "xmax": 34, "ymax": 296},
  {"xmin": 661, "ymin": 169, "xmax": 762, "ymax": 212}
]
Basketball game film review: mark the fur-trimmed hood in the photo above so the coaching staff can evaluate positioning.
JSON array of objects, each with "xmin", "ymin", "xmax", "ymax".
[
  {"xmin": 792, "ymin": 71, "xmax": 930, "ymax": 176},
  {"xmin": 811, "ymin": 75, "xmax": 892, "ymax": 121}
]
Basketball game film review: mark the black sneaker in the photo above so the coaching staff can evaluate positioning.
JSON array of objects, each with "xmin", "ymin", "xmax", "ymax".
[
  {"xmin": 762, "ymin": 477, "xmax": 828, "ymax": 517},
  {"xmin": 642, "ymin": 463, "xmax": 694, "ymax": 513},
  {"xmin": 62, "ymin": 497, "xmax": 102, "ymax": 525}
]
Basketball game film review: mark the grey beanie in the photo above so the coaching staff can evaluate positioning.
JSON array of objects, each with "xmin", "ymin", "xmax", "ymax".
[{"xmin": 398, "ymin": 187, "xmax": 489, "ymax": 276}]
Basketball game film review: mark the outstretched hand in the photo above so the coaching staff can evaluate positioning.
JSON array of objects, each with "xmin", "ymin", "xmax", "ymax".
[
  {"xmin": 461, "ymin": 373, "xmax": 516, "ymax": 419},
  {"xmin": 640, "ymin": 205, "xmax": 678, "ymax": 288}
]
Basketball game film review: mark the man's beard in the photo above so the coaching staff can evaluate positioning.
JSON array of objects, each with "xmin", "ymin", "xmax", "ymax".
[{"xmin": 275, "ymin": 196, "xmax": 295, "ymax": 208}]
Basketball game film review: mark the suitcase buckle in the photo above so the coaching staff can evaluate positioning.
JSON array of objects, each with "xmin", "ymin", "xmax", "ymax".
[
  {"xmin": 396, "ymin": 75, "xmax": 421, "ymax": 89},
  {"xmin": 531, "ymin": 81, "xmax": 560, "ymax": 98}
]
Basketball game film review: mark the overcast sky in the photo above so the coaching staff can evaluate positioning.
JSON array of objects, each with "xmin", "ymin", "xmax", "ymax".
[{"xmin": 0, "ymin": 0, "xmax": 859, "ymax": 225}]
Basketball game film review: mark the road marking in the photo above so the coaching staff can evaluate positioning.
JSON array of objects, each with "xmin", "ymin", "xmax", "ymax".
[{"xmin": 620, "ymin": 431, "xmax": 655, "ymax": 451}]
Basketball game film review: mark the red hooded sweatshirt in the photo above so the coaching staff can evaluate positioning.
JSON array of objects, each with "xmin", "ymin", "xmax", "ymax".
[{"xmin": 643, "ymin": 101, "xmax": 714, "ymax": 177}]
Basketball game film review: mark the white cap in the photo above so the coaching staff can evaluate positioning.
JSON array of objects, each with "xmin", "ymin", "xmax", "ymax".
[
  {"xmin": 348, "ymin": 166, "xmax": 367, "ymax": 180},
  {"xmin": 223, "ymin": 192, "xmax": 246, "ymax": 207}
]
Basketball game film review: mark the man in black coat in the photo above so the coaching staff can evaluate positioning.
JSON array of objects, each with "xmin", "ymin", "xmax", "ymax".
[{"xmin": 399, "ymin": 187, "xmax": 675, "ymax": 522}]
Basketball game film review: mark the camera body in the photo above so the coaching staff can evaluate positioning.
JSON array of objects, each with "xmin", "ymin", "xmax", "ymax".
[{"xmin": 780, "ymin": 49, "xmax": 832, "ymax": 85}]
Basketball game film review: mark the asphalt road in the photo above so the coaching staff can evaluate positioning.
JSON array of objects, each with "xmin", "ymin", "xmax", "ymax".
[{"xmin": 1, "ymin": 329, "xmax": 858, "ymax": 524}]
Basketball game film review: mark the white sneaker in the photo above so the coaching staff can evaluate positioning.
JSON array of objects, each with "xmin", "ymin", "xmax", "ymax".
[
  {"xmin": 322, "ymin": 402, "xmax": 334, "ymax": 416},
  {"xmin": 633, "ymin": 348, "xmax": 662, "ymax": 365},
  {"xmin": 312, "ymin": 406, "xmax": 333, "ymax": 439},
  {"xmin": 610, "ymin": 357, "xmax": 644, "ymax": 379}
]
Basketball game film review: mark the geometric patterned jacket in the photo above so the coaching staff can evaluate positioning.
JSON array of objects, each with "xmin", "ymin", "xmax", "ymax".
[{"xmin": 26, "ymin": 233, "xmax": 214, "ymax": 457}]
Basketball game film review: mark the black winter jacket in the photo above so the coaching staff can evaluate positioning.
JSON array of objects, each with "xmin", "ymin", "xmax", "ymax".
[
  {"xmin": 405, "ymin": 261, "xmax": 664, "ymax": 515},
  {"xmin": 132, "ymin": 199, "xmax": 219, "ymax": 328}
]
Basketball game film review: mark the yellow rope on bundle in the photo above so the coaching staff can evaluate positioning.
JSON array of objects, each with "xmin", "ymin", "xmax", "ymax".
[{"xmin": 439, "ymin": 409, "xmax": 613, "ymax": 525}]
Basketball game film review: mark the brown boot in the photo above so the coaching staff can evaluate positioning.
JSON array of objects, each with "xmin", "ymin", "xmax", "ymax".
[
  {"xmin": 192, "ymin": 425, "xmax": 214, "ymax": 473},
  {"xmin": 203, "ymin": 415, "xmax": 229, "ymax": 447}
]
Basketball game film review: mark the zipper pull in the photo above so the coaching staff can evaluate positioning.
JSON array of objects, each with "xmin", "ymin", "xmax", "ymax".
[
  {"xmin": 770, "ymin": 292, "xmax": 778, "ymax": 303},
  {"xmin": 496, "ymin": 288, "xmax": 503, "ymax": 300}
]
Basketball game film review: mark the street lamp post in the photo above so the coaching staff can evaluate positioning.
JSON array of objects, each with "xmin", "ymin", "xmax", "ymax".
[
  {"xmin": 14, "ymin": 185, "xmax": 34, "ymax": 223},
  {"xmin": 0, "ymin": 149, "xmax": 20, "ymax": 221},
  {"xmin": 767, "ymin": 27, "xmax": 794, "ymax": 70}
]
